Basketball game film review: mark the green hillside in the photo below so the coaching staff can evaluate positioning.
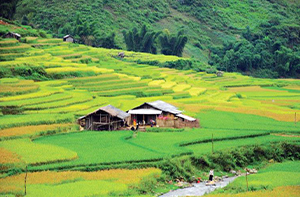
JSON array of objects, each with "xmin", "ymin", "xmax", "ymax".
[{"xmin": 1, "ymin": 0, "xmax": 299, "ymax": 78}]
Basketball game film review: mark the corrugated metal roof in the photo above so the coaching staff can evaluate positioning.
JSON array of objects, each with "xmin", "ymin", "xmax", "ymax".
[
  {"xmin": 128, "ymin": 109, "xmax": 162, "ymax": 115},
  {"xmin": 13, "ymin": 32, "xmax": 21, "ymax": 37},
  {"xmin": 176, "ymin": 114, "xmax": 196, "ymax": 121},
  {"xmin": 78, "ymin": 105, "xmax": 129, "ymax": 120},
  {"xmin": 147, "ymin": 100, "xmax": 182, "ymax": 114},
  {"xmin": 63, "ymin": 35, "xmax": 72, "ymax": 39}
]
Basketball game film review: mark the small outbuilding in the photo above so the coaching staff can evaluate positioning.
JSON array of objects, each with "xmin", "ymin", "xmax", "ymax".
[
  {"xmin": 128, "ymin": 100, "xmax": 200, "ymax": 128},
  {"xmin": 4, "ymin": 32, "xmax": 21, "ymax": 40},
  {"xmin": 78, "ymin": 105, "xmax": 129, "ymax": 131},
  {"xmin": 63, "ymin": 35, "xmax": 74, "ymax": 43}
]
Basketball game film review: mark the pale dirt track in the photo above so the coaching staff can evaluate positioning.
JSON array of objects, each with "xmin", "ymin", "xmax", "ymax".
[{"xmin": 160, "ymin": 176, "xmax": 237, "ymax": 197}]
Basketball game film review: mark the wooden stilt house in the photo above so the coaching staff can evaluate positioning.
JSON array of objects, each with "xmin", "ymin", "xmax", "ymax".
[
  {"xmin": 78, "ymin": 105, "xmax": 129, "ymax": 131},
  {"xmin": 128, "ymin": 100, "xmax": 200, "ymax": 128}
]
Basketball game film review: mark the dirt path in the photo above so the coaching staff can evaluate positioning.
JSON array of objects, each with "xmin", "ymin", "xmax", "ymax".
[{"xmin": 160, "ymin": 177, "xmax": 237, "ymax": 197}]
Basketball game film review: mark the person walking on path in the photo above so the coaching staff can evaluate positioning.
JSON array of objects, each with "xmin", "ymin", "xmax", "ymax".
[{"xmin": 209, "ymin": 169, "xmax": 214, "ymax": 182}]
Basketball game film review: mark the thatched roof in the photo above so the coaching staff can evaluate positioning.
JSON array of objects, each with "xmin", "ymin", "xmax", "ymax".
[{"xmin": 78, "ymin": 105, "xmax": 129, "ymax": 120}]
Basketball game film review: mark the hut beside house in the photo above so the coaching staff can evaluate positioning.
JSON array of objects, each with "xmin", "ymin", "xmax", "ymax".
[
  {"xmin": 78, "ymin": 105, "xmax": 129, "ymax": 131},
  {"xmin": 4, "ymin": 32, "xmax": 21, "ymax": 40},
  {"xmin": 128, "ymin": 100, "xmax": 200, "ymax": 128},
  {"xmin": 63, "ymin": 35, "xmax": 74, "ymax": 43}
]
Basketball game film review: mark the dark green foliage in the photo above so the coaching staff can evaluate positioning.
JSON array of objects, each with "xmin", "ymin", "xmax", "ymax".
[
  {"xmin": 0, "ymin": 0, "xmax": 19, "ymax": 19},
  {"xmin": 0, "ymin": 65, "xmax": 50, "ymax": 80},
  {"xmin": 159, "ymin": 29, "xmax": 188, "ymax": 57},
  {"xmin": 210, "ymin": 25, "xmax": 300, "ymax": 78},
  {"xmin": 94, "ymin": 32, "xmax": 120, "ymax": 49},
  {"xmin": 11, "ymin": 66, "xmax": 49, "ymax": 80},
  {"xmin": 1, "ymin": 105, "xmax": 24, "ymax": 115},
  {"xmin": 122, "ymin": 25, "xmax": 161, "ymax": 54},
  {"xmin": 161, "ymin": 59, "xmax": 214, "ymax": 72},
  {"xmin": 159, "ymin": 157, "xmax": 196, "ymax": 181},
  {"xmin": 9, "ymin": 0, "xmax": 300, "ymax": 78},
  {"xmin": 160, "ymin": 142, "xmax": 300, "ymax": 180},
  {"xmin": 0, "ymin": 67, "xmax": 12, "ymax": 78},
  {"xmin": 21, "ymin": 15, "xmax": 28, "ymax": 25},
  {"xmin": 135, "ymin": 59, "xmax": 215, "ymax": 73}
]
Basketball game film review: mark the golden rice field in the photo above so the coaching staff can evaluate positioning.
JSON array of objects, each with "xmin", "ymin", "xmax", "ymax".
[
  {"xmin": 0, "ymin": 123, "xmax": 74, "ymax": 139},
  {"xmin": 0, "ymin": 168, "xmax": 161, "ymax": 196}
]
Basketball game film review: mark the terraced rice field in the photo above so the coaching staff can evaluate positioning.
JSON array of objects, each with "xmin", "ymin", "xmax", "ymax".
[{"xmin": 0, "ymin": 36, "xmax": 300, "ymax": 196}]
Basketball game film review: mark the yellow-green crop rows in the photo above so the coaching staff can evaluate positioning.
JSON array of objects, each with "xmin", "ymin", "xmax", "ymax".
[{"xmin": 0, "ymin": 36, "xmax": 300, "ymax": 196}]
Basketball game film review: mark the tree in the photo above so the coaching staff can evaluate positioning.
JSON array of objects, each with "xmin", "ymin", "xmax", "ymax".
[
  {"xmin": 95, "ymin": 32, "xmax": 120, "ymax": 49},
  {"xmin": 21, "ymin": 15, "xmax": 29, "ymax": 25},
  {"xmin": 159, "ymin": 29, "xmax": 188, "ymax": 57},
  {"xmin": 122, "ymin": 25, "xmax": 160, "ymax": 54},
  {"xmin": 0, "ymin": 0, "xmax": 19, "ymax": 19},
  {"xmin": 72, "ymin": 13, "xmax": 98, "ymax": 46}
]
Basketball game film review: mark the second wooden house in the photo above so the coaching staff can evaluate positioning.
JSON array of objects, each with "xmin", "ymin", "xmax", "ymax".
[{"xmin": 128, "ymin": 100, "xmax": 200, "ymax": 128}]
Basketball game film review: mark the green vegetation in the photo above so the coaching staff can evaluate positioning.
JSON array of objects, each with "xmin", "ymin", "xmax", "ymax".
[
  {"xmin": 197, "ymin": 110, "xmax": 300, "ymax": 133},
  {"xmin": 122, "ymin": 25, "xmax": 161, "ymax": 54},
  {"xmin": 0, "ymin": 21, "xmax": 299, "ymax": 196},
  {"xmin": 0, "ymin": 138, "xmax": 77, "ymax": 165},
  {"xmin": 209, "ymin": 27, "xmax": 300, "ymax": 78},
  {"xmin": 159, "ymin": 29, "xmax": 188, "ymax": 57},
  {"xmin": 1, "ymin": 0, "xmax": 299, "ymax": 77},
  {"xmin": 31, "ymin": 129, "xmax": 271, "ymax": 170},
  {"xmin": 212, "ymin": 161, "xmax": 300, "ymax": 194}
]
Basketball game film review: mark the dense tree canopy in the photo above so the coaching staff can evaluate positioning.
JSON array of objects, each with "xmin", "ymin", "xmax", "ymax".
[
  {"xmin": 122, "ymin": 25, "xmax": 161, "ymax": 54},
  {"xmin": 209, "ymin": 25, "xmax": 300, "ymax": 78},
  {"xmin": 159, "ymin": 29, "xmax": 188, "ymax": 57},
  {"xmin": 0, "ymin": 0, "xmax": 19, "ymax": 19}
]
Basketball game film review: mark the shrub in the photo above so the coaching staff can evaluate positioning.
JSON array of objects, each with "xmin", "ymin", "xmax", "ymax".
[
  {"xmin": 10, "ymin": 65, "xmax": 49, "ymax": 80},
  {"xmin": 0, "ymin": 105, "xmax": 24, "ymax": 115},
  {"xmin": 209, "ymin": 152, "xmax": 235, "ymax": 172},
  {"xmin": 0, "ymin": 67, "xmax": 12, "ymax": 78}
]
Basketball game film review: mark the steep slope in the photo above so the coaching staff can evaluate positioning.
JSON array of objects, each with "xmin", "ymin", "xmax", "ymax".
[{"xmin": 13, "ymin": 0, "xmax": 300, "ymax": 59}]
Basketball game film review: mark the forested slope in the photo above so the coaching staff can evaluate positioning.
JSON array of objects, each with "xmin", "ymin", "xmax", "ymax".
[{"xmin": 1, "ymin": 0, "xmax": 300, "ymax": 78}]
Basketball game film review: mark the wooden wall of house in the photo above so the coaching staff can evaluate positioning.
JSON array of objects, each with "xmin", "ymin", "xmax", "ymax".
[
  {"xmin": 83, "ymin": 111, "xmax": 123, "ymax": 131},
  {"xmin": 156, "ymin": 118, "xmax": 200, "ymax": 128}
]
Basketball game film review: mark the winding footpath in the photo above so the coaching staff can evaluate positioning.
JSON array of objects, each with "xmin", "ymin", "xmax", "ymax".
[{"xmin": 160, "ymin": 177, "xmax": 237, "ymax": 197}]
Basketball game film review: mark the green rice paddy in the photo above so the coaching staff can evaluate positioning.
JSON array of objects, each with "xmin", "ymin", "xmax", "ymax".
[{"xmin": 0, "ymin": 36, "xmax": 299, "ymax": 196}]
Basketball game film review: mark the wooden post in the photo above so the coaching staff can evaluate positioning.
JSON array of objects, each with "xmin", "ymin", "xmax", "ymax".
[
  {"xmin": 246, "ymin": 171, "xmax": 249, "ymax": 191},
  {"xmin": 24, "ymin": 165, "xmax": 28, "ymax": 195},
  {"xmin": 212, "ymin": 133, "xmax": 214, "ymax": 154},
  {"xmin": 108, "ymin": 115, "xmax": 111, "ymax": 131}
]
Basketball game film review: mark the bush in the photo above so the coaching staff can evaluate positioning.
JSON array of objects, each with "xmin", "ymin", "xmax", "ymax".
[
  {"xmin": 0, "ymin": 67, "xmax": 12, "ymax": 78},
  {"xmin": 11, "ymin": 65, "xmax": 49, "ymax": 80},
  {"xmin": 159, "ymin": 143, "xmax": 300, "ymax": 181},
  {"xmin": 1, "ymin": 105, "xmax": 24, "ymax": 115},
  {"xmin": 210, "ymin": 152, "xmax": 235, "ymax": 172}
]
